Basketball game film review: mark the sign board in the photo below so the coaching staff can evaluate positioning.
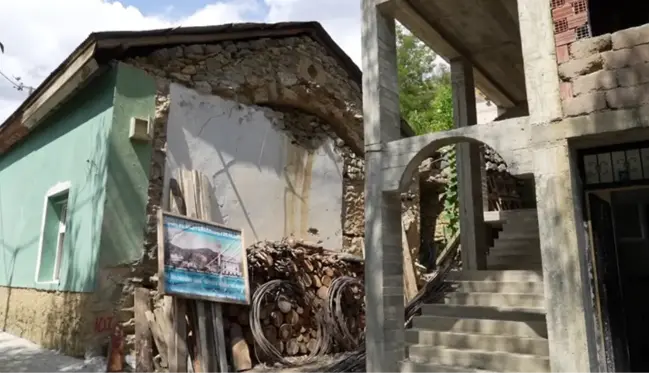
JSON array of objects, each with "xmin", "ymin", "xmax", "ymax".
[{"xmin": 157, "ymin": 210, "xmax": 250, "ymax": 304}]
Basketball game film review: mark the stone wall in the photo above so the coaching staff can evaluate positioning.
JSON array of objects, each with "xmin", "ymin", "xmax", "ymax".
[
  {"xmin": 125, "ymin": 35, "xmax": 367, "ymax": 261},
  {"xmin": 557, "ymin": 24, "xmax": 649, "ymax": 117}
]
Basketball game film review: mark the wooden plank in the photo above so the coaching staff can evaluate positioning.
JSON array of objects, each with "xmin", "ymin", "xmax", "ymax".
[
  {"xmin": 211, "ymin": 303, "xmax": 229, "ymax": 373},
  {"xmin": 171, "ymin": 297, "xmax": 189, "ymax": 373},
  {"xmin": 195, "ymin": 302, "xmax": 212, "ymax": 372},
  {"xmin": 135, "ymin": 287, "xmax": 154, "ymax": 372},
  {"xmin": 402, "ymin": 223, "xmax": 418, "ymax": 303},
  {"xmin": 146, "ymin": 310, "xmax": 168, "ymax": 368},
  {"xmin": 107, "ymin": 324, "xmax": 125, "ymax": 372}
]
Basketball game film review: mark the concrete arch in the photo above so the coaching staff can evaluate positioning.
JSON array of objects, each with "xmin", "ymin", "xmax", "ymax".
[{"xmin": 382, "ymin": 118, "xmax": 531, "ymax": 192}]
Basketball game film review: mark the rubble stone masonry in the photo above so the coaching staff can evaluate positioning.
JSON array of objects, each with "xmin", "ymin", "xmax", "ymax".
[{"xmin": 125, "ymin": 36, "xmax": 421, "ymax": 260}]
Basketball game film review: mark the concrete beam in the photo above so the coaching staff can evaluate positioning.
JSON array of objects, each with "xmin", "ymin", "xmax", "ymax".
[
  {"xmin": 386, "ymin": 0, "xmax": 516, "ymax": 108},
  {"xmin": 361, "ymin": 0, "xmax": 405, "ymax": 371},
  {"xmin": 381, "ymin": 117, "xmax": 531, "ymax": 192},
  {"xmin": 517, "ymin": 0, "xmax": 563, "ymax": 122},
  {"xmin": 451, "ymin": 58, "xmax": 487, "ymax": 270}
]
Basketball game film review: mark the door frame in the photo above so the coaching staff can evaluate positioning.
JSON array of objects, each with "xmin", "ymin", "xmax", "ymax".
[{"xmin": 584, "ymin": 186, "xmax": 649, "ymax": 371}]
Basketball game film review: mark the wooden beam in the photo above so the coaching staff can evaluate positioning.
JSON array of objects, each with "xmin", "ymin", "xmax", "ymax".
[
  {"xmin": 388, "ymin": 0, "xmax": 515, "ymax": 108},
  {"xmin": 135, "ymin": 287, "xmax": 154, "ymax": 372}
]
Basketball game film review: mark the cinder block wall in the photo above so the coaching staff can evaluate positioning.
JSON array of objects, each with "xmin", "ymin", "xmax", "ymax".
[{"xmin": 552, "ymin": 0, "xmax": 649, "ymax": 118}]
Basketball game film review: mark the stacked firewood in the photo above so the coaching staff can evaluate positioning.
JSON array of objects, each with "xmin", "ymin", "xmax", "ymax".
[{"xmin": 222, "ymin": 238, "xmax": 364, "ymax": 368}]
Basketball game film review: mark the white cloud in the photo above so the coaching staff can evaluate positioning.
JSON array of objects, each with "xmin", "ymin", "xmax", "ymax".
[{"xmin": 0, "ymin": 0, "xmax": 362, "ymax": 123}]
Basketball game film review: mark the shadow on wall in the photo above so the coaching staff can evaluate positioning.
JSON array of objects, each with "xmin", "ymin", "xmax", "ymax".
[{"xmin": 166, "ymin": 85, "xmax": 344, "ymax": 245}]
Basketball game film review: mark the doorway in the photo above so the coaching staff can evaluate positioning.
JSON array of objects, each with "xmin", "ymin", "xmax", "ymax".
[{"xmin": 587, "ymin": 187, "xmax": 649, "ymax": 372}]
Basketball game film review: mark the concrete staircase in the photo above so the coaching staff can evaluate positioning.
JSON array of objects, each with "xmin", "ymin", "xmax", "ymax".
[
  {"xmin": 401, "ymin": 210, "xmax": 549, "ymax": 372},
  {"xmin": 486, "ymin": 210, "xmax": 541, "ymax": 270}
]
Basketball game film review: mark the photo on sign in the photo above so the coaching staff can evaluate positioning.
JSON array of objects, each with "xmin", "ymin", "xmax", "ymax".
[{"xmin": 157, "ymin": 211, "xmax": 250, "ymax": 304}]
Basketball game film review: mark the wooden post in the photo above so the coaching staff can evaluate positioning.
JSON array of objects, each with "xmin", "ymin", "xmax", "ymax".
[
  {"xmin": 451, "ymin": 57, "xmax": 488, "ymax": 270},
  {"xmin": 402, "ymin": 223, "xmax": 418, "ymax": 303},
  {"xmin": 135, "ymin": 287, "xmax": 154, "ymax": 372},
  {"xmin": 177, "ymin": 169, "xmax": 230, "ymax": 373}
]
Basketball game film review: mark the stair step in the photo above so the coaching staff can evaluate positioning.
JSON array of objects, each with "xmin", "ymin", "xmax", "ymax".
[
  {"xmin": 498, "ymin": 231, "xmax": 540, "ymax": 240},
  {"xmin": 422, "ymin": 304, "xmax": 545, "ymax": 321},
  {"xmin": 406, "ymin": 329, "xmax": 549, "ymax": 356},
  {"xmin": 411, "ymin": 315, "xmax": 548, "ymax": 338},
  {"xmin": 445, "ymin": 280, "xmax": 544, "ymax": 294},
  {"xmin": 441, "ymin": 292, "xmax": 545, "ymax": 309},
  {"xmin": 447, "ymin": 270, "xmax": 543, "ymax": 282},
  {"xmin": 407, "ymin": 345, "xmax": 550, "ymax": 372},
  {"xmin": 401, "ymin": 360, "xmax": 492, "ymax": 372},
  {"xmin": 492, "ymin": 238, "xmax": 540, "ymax": 250},
  {"xmin": 487, "ymin": 260, "xmax": 543, "ymax": 271},
  {"xmin": 488, "ymin": 248, "xmax": 541, "ymax": 260},
  {"xmin": 487, "ymin": 256, "xmax": 542, "ymax": 269}
]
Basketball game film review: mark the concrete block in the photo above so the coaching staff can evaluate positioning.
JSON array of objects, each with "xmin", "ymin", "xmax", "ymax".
[
  {"xmin": 606, "ymin": 84, "xmax": 649, "ymax": 109},
  {"xmin": 603, "ymin": 44, "xmax": 649, "ymax": 69},
  {"xmin": 617, "ymin": 63, "xmax": 649, "ymax": 87},
  {"xmin": 558, "ymin": 54, "xmax": 603, "ymax": 81},
  {"xmin": 572, "ymin": 70, "xmax": 617, "ymax": 96},
  {"xmin": 612, "ymin": 23, "xmax": 649, "ymax": 50},
  {"xmin": 570, "ymin": 34, "xmax": 612, "ymax": 59},
  {"xmin": 562, "ymin": 92, "xmax": 607, "ymax": 117},
  {"xmin": 405, "ymin": 330, "xmax": 549, "ymax": 356},
  {"xmin": 400, "ymin": 360, "xmax": 477, "ymax": 373}
]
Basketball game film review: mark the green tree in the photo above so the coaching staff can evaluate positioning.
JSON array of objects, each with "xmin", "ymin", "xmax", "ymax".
[
  {"xmin": 396, "ymin": 25, "xmax": 452, "ymax": 135},
  {"xmin": 396, "ymin": 25, "xmax": 459, "ymax": 248}
]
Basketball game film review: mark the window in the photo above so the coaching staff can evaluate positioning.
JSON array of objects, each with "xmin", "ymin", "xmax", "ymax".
[{"xmin": 36, "ymin": 182, "xmax": 70, "ymax": 283}]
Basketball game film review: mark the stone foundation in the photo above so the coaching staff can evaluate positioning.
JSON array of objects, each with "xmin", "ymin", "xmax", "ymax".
[{"xmin": 0, "ymin": 286, "xmax": 102, "ymax": 357}]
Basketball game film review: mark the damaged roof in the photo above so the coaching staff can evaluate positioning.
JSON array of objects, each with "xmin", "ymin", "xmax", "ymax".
[{"xmin": 0, "ymin": 21, "xmax": 414, "ymax": 154}]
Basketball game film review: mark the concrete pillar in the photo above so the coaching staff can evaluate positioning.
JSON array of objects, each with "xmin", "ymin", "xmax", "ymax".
[
  {"xmin": 518, "ymin": 0, "xmax": 563, "ymax": 122},
  {"xmin": 361, "ymin": 0, "xmax": 405, "ymax": 371},
  {"xmin": 534, "ymin": 140, "xmax": 595, "ymax": 372},
  {"xmin": 451, "ymin": 57, "xmax": 488, "ymax": 270}
]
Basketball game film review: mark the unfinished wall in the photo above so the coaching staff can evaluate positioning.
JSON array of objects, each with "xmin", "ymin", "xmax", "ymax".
[
  {"xmin": 125, "ymin": 35, "xmax": 366, "ymax": 262},
  {"xmin": 164, "ymin": 83, "xmax": 344, "ymax": 248},
  {"xmin": 557, "ymin": 23, "xmax": 649, "ymax": 117}
]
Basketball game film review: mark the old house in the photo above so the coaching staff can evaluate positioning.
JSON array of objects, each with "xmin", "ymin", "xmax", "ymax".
[
  {"xmin": 0, "ymin": 22, "xmax": 413, "ymax": 356},
  {"xmin": 363, "ymin": 0, "xmax": 649, "ymax": 372}
]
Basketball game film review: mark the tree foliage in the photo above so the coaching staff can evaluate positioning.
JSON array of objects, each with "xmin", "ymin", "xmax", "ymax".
[
  {"xmin": 396, "ymin": 25, "xmax": 459, "ymax": 244},
  {"xmin": 396, "ymin": 25, "xmax": 452, "ymax": 135}
]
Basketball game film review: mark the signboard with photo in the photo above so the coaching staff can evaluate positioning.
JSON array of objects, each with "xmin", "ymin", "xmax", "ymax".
[{"xmin": 157, "ymin": 210, "xmax": 250, "ymax": 304}]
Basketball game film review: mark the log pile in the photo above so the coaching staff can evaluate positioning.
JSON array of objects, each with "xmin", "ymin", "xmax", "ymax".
[{"xmin": 223, "ymin": 238, "xmax": 365, "ymax": 367}]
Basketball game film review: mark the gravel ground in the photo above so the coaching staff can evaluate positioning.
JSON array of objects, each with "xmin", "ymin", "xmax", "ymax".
[{"xmin": 0, "ymin": 332, "xmax": 106, "ymax": 372}]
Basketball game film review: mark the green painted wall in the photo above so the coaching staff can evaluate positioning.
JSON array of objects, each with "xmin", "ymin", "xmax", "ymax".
[
  {"xmin": 99, "ymin": 63, "xmax": 156, "ymax": 267},
  {"xmin": 0, "ymin": 72, "xmax": 115, "ymax": 292}
]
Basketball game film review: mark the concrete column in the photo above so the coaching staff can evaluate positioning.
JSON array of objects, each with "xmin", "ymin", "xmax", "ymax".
[
  {"xmin": 361, "ymin": 0, "xmax": 404, "ymax": 371},
  {"xmin": 518, "ymin": 0, "xmax": 563, "ymax": 122},
  {"xmin": 534, "ymin": 140, "xmax": 595, "ymax": 372},
  {"xmin": 451, "ymin": 57, "xmax": 488, "ymax": 270}
]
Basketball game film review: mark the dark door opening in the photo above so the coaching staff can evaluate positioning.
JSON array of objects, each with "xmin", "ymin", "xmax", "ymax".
[
  {"xmin": 589, "ymin": 188, "xmax": 649, "ymax": 371},
  {"xmin": 589, "ymin": 0, "xmax": 649, "ymax": 37}
]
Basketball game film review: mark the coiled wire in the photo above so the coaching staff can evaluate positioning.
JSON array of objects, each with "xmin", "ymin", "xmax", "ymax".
[{"xmin": 325, "ymin": 276, "xmax": 365, "ymax": 351}]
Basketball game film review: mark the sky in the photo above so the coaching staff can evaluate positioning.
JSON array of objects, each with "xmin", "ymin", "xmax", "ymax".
[{"xmin": 0, "ymin": 0, "xmax": 363, "ymax": 123}]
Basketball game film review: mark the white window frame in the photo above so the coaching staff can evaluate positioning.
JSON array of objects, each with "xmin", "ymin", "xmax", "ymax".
[{"xmin": 35, "ymin": 181, "xmax": 71, "ymax": 284}]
